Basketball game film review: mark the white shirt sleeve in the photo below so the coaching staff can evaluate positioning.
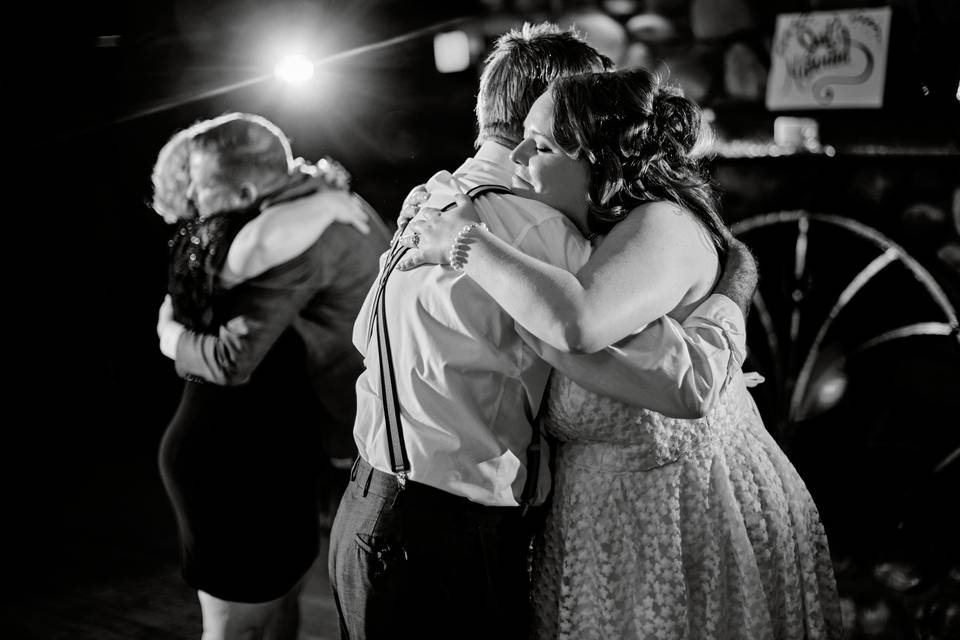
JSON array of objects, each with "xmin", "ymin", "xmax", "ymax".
[{"xmin": 521, "ymin": 294, "xmax": 747, "ymax": 418}]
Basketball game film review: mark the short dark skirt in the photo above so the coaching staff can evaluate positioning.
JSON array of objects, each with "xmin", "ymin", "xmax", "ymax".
[{"xmin": 159, "ymin": 379, "xmax": 321, "ymax": 602}]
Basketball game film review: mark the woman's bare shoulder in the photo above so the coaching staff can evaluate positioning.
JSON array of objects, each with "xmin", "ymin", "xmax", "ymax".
[{"xmin": 600, "ymin": 201, "xmax": 703, "ymax": 253}]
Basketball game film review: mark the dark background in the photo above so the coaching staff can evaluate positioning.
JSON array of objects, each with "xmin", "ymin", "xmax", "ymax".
[
  {"xmin": 15, "ymin": 0, "xmax": 488, "ymax": 605},
  {"xmin": 9, "ymin": 0, "xmax": 960, "ymax": 637}
]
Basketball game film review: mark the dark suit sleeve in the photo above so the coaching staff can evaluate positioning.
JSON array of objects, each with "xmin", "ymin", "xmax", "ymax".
[
  {"xmin": 174, "ymin": 219, "xmax": 388, "ymax": 386},
  {"xmin": 173, "ymin": 219, "xmax": 342, "ymax": 385},
  {"xmin": 174, "ymin": 302, "xmax": 300, "ymax": 386},
  {"xmin": 174, "ymin": 254, "xmax": 327, "ymax": 386}
]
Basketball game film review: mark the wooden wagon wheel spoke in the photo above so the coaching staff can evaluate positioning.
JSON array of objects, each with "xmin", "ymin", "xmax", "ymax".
[
  {"xmin": 790, "ymin": 249, "xmax": 900, "ymax": 422},
  {"xmin": 730, "ymin": 210, "xmax": 959, "ymax": 449}
]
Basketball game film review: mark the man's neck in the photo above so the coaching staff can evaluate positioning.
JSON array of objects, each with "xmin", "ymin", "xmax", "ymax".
[{"xmin": 480, "ymin": 134, "xmax": 519, "ymax": 151}]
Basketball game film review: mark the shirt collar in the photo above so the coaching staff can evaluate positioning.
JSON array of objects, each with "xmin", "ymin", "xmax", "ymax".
[{"xmin": 474, "ymin": 140, "xmax": 515, "ymax": 168}]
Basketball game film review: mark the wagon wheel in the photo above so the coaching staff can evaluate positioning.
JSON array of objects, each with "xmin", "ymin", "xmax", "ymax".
[
  {"xmin": 730, "ymin": 211, "xmax": 959, "ymax": 454},
  {"xmin": 731, "ymin": 211, "xmax": 960, "ymax": 633}
]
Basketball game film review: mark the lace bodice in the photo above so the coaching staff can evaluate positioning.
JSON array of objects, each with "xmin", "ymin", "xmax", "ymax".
[{"xmin": 542, "ymin": 371, "xmax": 746, "ymax": 472}]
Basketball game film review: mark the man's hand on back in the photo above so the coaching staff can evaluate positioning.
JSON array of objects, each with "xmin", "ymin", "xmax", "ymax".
[{"xmin": 716, "ymin": 236, "xmax": 758, "ymax": 320}]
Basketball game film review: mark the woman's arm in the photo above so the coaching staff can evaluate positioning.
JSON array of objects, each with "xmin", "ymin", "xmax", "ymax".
[
  {"xmin": 159, "ymin": 262, "xmax": 326, "ymax": 385},
  {"xmin": 165, "ymin": 192, "xmax": 385, "ymax": 385},
  {"xmin": 222, "ymin": 190, "xmax": 372, "ymax": 285},
  {"xmin": 402, "ymin": 195, "xmax": 718, "ymax": 353}
]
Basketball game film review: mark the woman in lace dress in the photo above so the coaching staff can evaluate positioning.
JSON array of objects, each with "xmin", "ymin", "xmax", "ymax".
[{"xmin": 400, "ymin": 68, "xmax": 842, "ymax": 639}]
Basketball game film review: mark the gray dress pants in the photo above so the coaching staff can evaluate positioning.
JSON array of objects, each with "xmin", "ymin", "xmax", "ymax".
[{"xmin": 328, "ymin": 457, "xmax": 533, "ymax": 640}]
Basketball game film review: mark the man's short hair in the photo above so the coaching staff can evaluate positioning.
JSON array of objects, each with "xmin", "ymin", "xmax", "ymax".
[
  {"xmin": 189, "ymin": 113, "xmax": 293, "ymax": 191},
  {"xmin": 474, "ymin": 22, "xmax": 614, "ymax": 148}
]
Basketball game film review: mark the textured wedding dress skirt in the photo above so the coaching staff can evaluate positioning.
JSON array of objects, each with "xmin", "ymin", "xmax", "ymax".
[{"xmin": 531, "ymin": 372, "xmax": 843, "ymax": 640}]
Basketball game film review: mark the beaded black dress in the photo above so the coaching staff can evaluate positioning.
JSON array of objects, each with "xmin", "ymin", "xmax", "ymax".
[{"xmin": 158, "ymin": 209, "xmax": 320, "ymax": 603}]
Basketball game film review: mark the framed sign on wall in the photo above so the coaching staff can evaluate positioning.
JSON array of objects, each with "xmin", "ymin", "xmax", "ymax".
[{"xmin": 766, "ymin": 7, "xmax": 892, "ymax": 110}]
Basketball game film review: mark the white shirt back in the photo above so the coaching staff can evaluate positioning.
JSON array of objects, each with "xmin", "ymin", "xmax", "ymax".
[{"xmin": 352, "ymin": 142, "xmax": 591, "ymax": 506}]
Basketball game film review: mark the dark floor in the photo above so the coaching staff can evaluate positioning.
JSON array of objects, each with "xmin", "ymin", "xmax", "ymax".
[
  {"xmin": 2, "ymin": 534, "xmax": 338, "ymax": 640},
  {"xmin": 1, "ymin": 432, "xmax": 340, "ymax": 640},
  {"xmin": 3, "ymin": 418, "xmax": 957, "ymax": 639}
]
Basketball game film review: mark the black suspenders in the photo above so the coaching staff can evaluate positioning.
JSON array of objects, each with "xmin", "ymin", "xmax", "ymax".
[{"xmin": 371, "ymin": 183, "xmax": 540, "ymax": 510}]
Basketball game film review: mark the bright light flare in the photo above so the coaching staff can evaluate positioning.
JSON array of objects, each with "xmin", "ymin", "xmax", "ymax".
[
  {"xmin": 274, "ymin": 54, "xmax": 315, "ymax": 85},
  {"xmin": 434, "ymin": 31, "xmax": 470, "ymax": 73}
]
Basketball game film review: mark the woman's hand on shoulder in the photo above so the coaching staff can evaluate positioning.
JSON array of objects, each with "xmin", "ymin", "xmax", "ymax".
[
  {"xmin": 397, "ymin": 194, "xmax": 480, "ymax": 270},
  {"xmin": 264, "ymin": 190, "xmax": 370, "ymax": 235},
  {"xmin": 326, "ymin": 191, "xmax": 371, "ymax": 235},
  {"xmin": 396, "ymin": 184, "xmax": 429, "ymax": 236},
  {"xmin": 225, "ymin": 190, "xmax": 370, "ymax": 282}
]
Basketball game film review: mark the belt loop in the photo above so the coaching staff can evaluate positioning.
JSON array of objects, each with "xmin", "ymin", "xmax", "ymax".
[{"xmin": 350, "ymin": 457, "xmax": 361, "ymax": 481}]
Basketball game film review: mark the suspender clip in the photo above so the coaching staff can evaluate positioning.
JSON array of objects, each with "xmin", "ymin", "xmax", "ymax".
[{"xmin": 396, "ymin": 471, "xmax": 408, "ymax": 491}]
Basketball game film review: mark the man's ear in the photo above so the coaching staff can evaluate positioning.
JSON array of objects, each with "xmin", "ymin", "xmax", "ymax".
[{"xmin": 238, "ymin": 182, "xmax": 259, "ymax": 207}]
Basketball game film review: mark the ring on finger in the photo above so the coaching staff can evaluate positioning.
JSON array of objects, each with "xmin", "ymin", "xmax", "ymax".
[{"xmin": 400, "ymin": 231, "xmax": 421, "ymax": 249}]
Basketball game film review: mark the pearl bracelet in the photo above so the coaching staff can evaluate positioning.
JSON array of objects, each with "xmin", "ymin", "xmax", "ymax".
[{"xmin": 448, "ymin": 222, "xmax": 488, "ymax": 270}]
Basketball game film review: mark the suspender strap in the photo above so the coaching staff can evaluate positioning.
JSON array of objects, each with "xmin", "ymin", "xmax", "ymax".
[
  {"xmin": 368, "ymin": 243, "xmax": 407, "ymax": 344},
  {"xmin": 372, "ymin": 245, "xmax": 411, "ymax": 481},
  {"xmin": 371, "ymin": 181, "xmax": 541, "ymax": 503},
  {"xmin": 440, "ymin": 184, "xmax": 512, "ymax": 211}
]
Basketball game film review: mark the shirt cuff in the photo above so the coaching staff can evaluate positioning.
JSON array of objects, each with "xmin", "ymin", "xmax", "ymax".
[
  {"xmin": 159, "ymin": 321, "xmax": 185, "ymax": 360},
  {"xmin": 684, "ymin": 293, "xmax": 748, "ymax": 380},
  {"xmin": 685, "ymin": 293, "xmax": 744, "ymax": 326}
]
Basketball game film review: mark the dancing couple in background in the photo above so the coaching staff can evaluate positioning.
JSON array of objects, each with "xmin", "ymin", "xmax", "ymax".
[{"xmin": 151, "ymin": 113, "xmax": 389, "ymax": 639}]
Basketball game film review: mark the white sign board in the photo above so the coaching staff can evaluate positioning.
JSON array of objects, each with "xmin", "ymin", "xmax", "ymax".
[{"xmin": 766, "ymin": 7, "xmax": 892, "ymax": 110}]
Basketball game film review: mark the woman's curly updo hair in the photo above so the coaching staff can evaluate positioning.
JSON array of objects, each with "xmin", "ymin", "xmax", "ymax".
[
  {"xmin": 549, "ymin": 67, "xmax": 727, "ymax": 254},
  {"xmin": 151, "ymin": 126, "xmax": 200, "ymax": 223}
]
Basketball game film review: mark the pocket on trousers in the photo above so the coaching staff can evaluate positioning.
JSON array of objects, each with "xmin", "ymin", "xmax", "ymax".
[
  {"xmin": 355, "ymin": 533, "xmax": 408, "ymax": 584},
  {"xmin": 354, "ymin": 532, "xmax": 376, "ymax": 555}
]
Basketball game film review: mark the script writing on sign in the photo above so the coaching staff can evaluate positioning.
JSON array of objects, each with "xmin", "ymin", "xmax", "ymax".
[{"xmin": 766, "ymin": 7, "xmax": 892, "ymax": 110}]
